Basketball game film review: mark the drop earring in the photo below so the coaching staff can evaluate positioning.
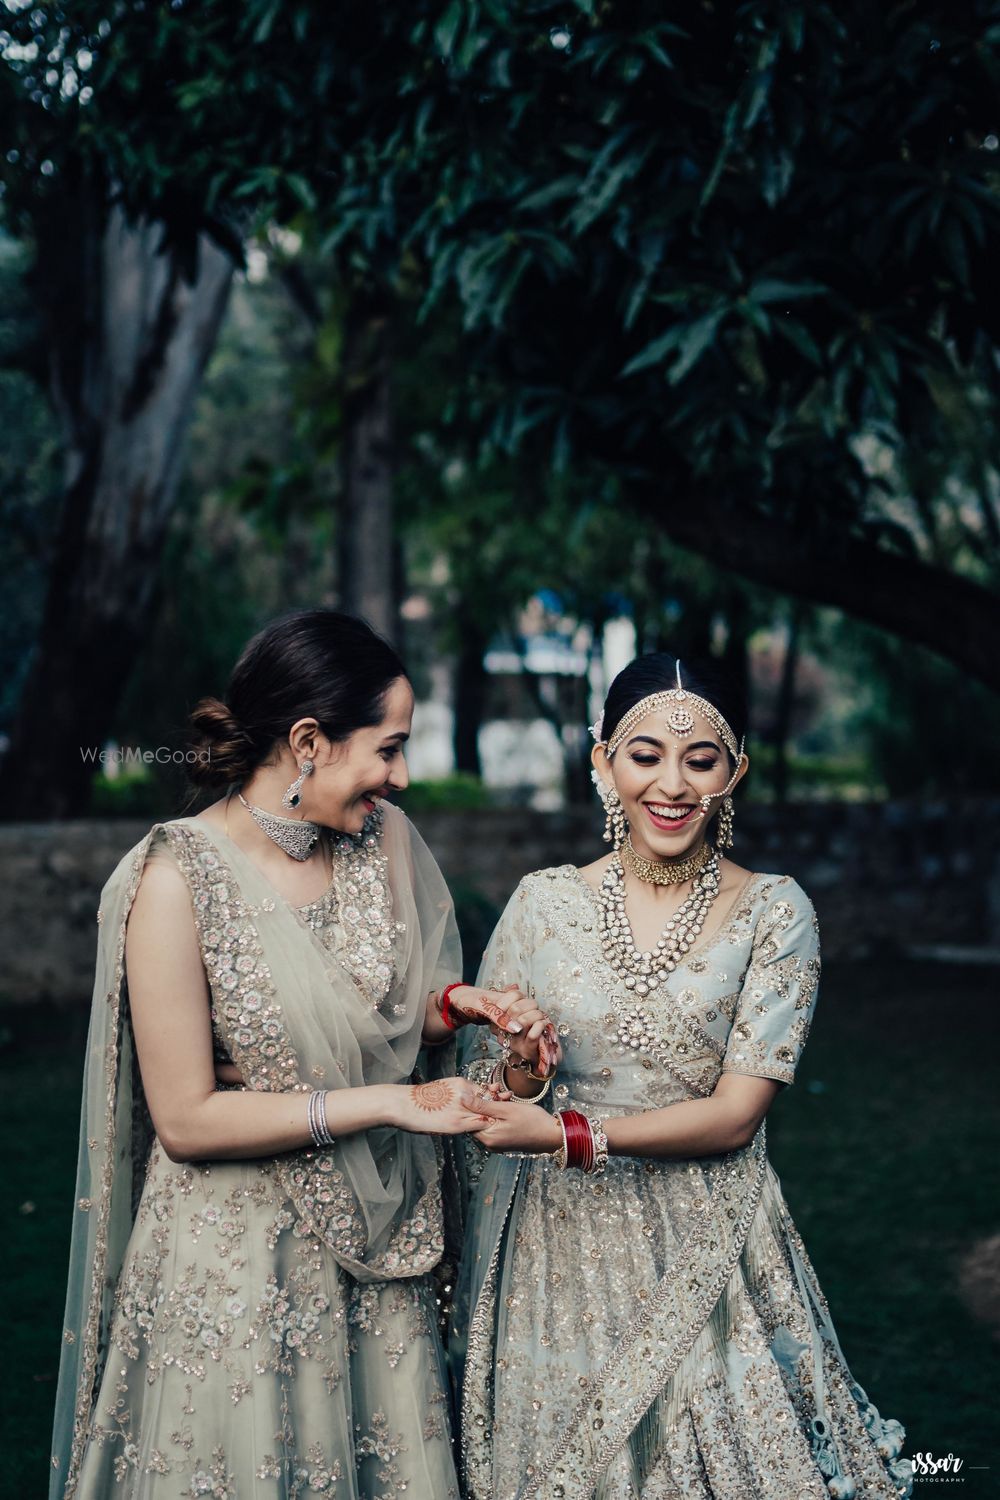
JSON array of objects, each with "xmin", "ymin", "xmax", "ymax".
[
  {"xmin": 716, "ymin": 795, "xmax": 735, "ymax": 850},
  {"xmin": 282, "ymin": 759, "xmax": 314, "ymax": 811},
  {"xmin": 595, "ymin": 781, "xmax": 627, "ymax": 849}
]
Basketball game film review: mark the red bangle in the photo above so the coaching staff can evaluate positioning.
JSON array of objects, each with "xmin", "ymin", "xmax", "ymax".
[
  {"xmin": 439, "ymin": 983, "xmax": 472, "ymax": 1031},
  {"xmin": 558, "ymin": 1110, "xmax": 594, "ymax": 1172}
]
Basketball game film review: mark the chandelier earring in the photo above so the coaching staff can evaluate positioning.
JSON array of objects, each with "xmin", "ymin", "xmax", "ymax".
[
  {"xmin": 716, "ymin": 795, "xmax": 736, "ymax": 850},
  {"xmin": 604, "ymin": 786, "xmax": 627, "ymax": 850},
  {"xmin": 592, "ymin": 769, "xmax": 627, "ymax": 850},
  {"xmin": 282, "ymin": 758, "xmax": 314, "ymax": 811}
]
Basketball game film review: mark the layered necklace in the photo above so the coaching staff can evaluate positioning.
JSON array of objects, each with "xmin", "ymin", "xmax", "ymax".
[{"xmin": 599, "ymin": 840, "xmax": 722, "ymax": 1000}]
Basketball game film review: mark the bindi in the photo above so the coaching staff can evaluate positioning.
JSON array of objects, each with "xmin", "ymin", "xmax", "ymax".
[{"xmin": 410, "ymin": 1080, "xmax": 451, "ymax": 1112}]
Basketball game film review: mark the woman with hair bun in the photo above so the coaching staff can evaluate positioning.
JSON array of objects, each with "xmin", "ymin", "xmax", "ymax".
[
  {"xmin": 50, "ymin": 608, "xmax": 560, "ymax": 1500},
  {"xmin": 454, "ymin": 651, "xmax": 912, "ymax": 1500}
]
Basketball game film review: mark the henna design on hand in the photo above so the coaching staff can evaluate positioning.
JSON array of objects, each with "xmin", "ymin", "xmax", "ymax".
[
  {"xmin": 476, "ymin": 996, "xmax": 524, "ymax": 1033},
  {"xmin": 410, "ymin": 1080, "xmax": 453, "ymax": 1112}
]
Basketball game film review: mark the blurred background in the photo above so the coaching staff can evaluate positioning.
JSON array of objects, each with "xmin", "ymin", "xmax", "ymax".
[{"xmin": 1, "ymin": 2, "xmax": 999, "ymax": 1494}]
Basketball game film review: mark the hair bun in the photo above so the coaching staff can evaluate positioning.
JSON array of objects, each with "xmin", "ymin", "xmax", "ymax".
[{"xmin": 187, "ymin": 697, "xmax": 256, "ymax": 788}]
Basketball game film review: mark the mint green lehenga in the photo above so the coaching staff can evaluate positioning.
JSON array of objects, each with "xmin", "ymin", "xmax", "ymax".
[
  {"xmin": 50, "ymin": 803, "xmax": 462, "ymax": 1500},
  {"xmin": 455, "ymin": 866, "xmax": 914, "ymax": 1500}
]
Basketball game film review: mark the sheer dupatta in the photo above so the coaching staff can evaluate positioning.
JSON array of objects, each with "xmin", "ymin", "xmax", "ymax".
[{"xmin": 50, "ymin": 801, "xmax": 461, "ymax": 1500}]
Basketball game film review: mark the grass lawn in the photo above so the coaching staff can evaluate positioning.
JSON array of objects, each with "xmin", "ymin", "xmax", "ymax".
[{"xmin": 2, "ymin": 960, "xmax": 998, "ymax": 1497}]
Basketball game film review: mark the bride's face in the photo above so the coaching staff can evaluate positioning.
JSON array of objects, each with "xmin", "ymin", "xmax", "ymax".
[
  {"xmin": 595, "ymin": 703, "xmax": 746, "ymax": 860},
  {"xmin": 295, "ymin": 675, "xmax": 414, "ymax": 835}
]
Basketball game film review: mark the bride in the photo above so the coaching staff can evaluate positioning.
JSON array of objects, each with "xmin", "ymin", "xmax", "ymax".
[{"xmin": 454, "ymin": 651, "xmax": 913, "ymax": 1500}]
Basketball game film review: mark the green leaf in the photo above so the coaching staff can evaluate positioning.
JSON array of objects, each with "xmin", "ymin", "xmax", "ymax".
[
  {"xmin": 435, "ymin": 1, "xmax": 464, "ymax": 59},
  {"xmin": 774, "ymin": 318, "xmax": 823, "ymax": 366},
  {"xmin": 750, "ymin": 279, "xmax": 827, "ymax": 305},
  {"xmin": 622, "ymin": 310, "xmax": 725, "ymax": 381},
  {"xmin": 620, "ymin": 326, "xmax": 686, "ymax": 377}
]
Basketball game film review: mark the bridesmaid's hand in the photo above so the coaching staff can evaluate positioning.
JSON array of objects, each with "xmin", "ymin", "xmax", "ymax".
[
  {"xmin": 471, "ymin": 1099, "xmax": 563, "ymax": 1155},
  {"xmin": 385, "ymin": 1078, "xmax": 504, "ymax": 1137},
  {"xmin": 449, "ymin": 983, "xmax": 562, "ymax": 1077}
]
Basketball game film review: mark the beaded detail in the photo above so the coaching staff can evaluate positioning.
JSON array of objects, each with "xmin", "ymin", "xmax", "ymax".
[
  {"xmin": 604, "ymin": 687, "xmax": 740, "ymax": 760},
  {"xmin": 599, "ymin": 847, "xmax": 722, "ymax": 1001},
  {"xmin": 161, "ymin": 821, "xmax": 442, "ymax": 1275}
]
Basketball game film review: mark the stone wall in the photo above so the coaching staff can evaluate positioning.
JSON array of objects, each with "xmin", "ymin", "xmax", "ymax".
[{"xmin": 1, "ymin": 799, "xmax": 998, "ymax": 1005}]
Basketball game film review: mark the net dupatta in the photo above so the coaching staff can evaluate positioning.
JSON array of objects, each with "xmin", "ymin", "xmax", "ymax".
[{"xmin": 49, "ymin": 801, "xmax": 461, "ymax": 1500}]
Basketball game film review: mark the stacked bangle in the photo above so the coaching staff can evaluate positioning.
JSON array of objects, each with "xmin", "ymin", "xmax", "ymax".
[
  {"xmin": 438, "ymin": 982, "xmax": 473, "ymax": 1031},
  {"xmin": 505, "ymin": 1053, "xmax": 554, "ymax": 1082},
  {"xmin": 307, "ymin": 1090, "xmax": 335, "ymax": 1149},
  {"xmin": 488, "ymin": 1054, "xmax": 554, "ymax": 1103},
  {"xmin": 552, "ymin": 1109, "xmax": 608, "ymax": 1175}
]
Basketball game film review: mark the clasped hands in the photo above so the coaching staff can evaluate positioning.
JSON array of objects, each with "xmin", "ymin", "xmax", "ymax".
[
  {"xmin": 442, "ymin": 981, "xmax": 562, "ymax": 1077},
  {"xmin": 443, "ymin": 982, "xmax": 565, "ymax": 1155}
]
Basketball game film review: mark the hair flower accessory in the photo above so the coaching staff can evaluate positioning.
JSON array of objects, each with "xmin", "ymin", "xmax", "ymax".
[{"xmin": 588, "ymin": 713, "xmax": 605, "ymax": 743}]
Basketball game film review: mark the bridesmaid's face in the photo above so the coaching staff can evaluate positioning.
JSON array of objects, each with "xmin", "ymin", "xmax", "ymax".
[
  {"xmin": 595, "ymin": 704, "xmax": 747, "ymax": 861},
  {"xmin": 298, "ymin": 675, "xmax": 414, "ymax": 836}
]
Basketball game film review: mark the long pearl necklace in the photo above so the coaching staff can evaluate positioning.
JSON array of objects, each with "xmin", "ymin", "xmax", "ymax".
[{"xmin": 599, "ymin": 845, "xmax": 721, "ymax": 1000}]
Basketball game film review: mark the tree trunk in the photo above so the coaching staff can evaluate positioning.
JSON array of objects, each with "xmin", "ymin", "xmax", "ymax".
[
  {"xmin": 0, "ymin": 200, "xmax": 233, "ymax": 820},
  {"xmin": 452, "ymin": 616, "xmax": 489, "ymax": 776},
  {"xmin": 639, "ymin": 487, "xmax": 1000, "ymax": 695},
  {"xmin": 720, "ymin": 591, "xmax": 751, "ymax": 718},
  {"xmin": 338, "ymin": 296, "xmax": 398, "ymax": 643},
  {"xmin": 770, "ymin": 605, "xmax": 803, "ymax": 802}
]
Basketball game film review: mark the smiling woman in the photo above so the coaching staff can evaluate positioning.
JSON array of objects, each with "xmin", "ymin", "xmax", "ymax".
[
  {"xmin": 48, "ymin": 608, "xmax": 547, "ymax": 1500},
  {"xmin": 453, "ymin": 651, "xmax": 914, "ymax": 1500}
]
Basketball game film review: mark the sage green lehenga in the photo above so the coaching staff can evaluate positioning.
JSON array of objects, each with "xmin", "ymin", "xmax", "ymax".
[
  {"xmin": 455, "ymin": 866, "xmax": 914, "ymax": 1500},
  {"xmin": 50, "ymin": 802, "xmax": 462, "ymax": 1500}
]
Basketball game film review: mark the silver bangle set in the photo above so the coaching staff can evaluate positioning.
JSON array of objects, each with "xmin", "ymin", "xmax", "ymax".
[{"xmin": 307, "ymin": 1089, "xmax": 334, "ymax": 1149}]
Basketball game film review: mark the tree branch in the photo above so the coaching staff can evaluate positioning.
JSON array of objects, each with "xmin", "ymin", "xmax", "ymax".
[{"xmin": 640, "ymin": 488, "xmax": 1000, "ymax": 693}]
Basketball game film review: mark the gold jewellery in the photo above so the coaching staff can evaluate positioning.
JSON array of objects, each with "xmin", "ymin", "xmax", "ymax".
[
  {"xmin": 621, "ymin": 833, "xmax": 712, "ymax": 886},
  {"xmin": 602, "ymin": 660, "xmax": 743, "ymax": 761}
]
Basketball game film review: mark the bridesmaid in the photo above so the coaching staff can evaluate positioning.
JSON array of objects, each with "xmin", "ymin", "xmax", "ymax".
[
  {"xmin": 49, "ymin": 608, "xmax": 558, "ymax": 1500},
  {"xmin": 454, "ymin": 652, "xmax": 912, "ymax": 1500}
]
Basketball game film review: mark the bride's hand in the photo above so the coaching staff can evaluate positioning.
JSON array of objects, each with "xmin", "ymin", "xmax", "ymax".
[
  {"xmin": 471, "ymin": 1098, "xmax": 563, "ymax": 1155},
  {"xmin": 449, "ymin": 984, "xmax": 563, "ymax": 1076},
  {"xmin": 385, "ymin": 1078, "xmax": 504, "ymax": 1137}
]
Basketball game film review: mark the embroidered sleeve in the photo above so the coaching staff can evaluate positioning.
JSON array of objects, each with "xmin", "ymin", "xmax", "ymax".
[
  {"xmin": 720, "ymin": 879, "xmax": 820, "ymax": 1087},
  {"xmin": 459, "ymin": 877, "xmax": 536, "ymax": 1082}
]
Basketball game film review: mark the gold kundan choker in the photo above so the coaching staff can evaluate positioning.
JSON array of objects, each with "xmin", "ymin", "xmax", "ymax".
[{"xmin": 621, "ymin": 834, "xmax": 712, "ymax": 886}]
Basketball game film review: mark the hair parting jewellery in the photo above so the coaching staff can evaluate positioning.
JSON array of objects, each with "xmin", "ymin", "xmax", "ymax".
[{"xmin": 602, "ymin": 659, "xmax": 742, "ymax": 760}]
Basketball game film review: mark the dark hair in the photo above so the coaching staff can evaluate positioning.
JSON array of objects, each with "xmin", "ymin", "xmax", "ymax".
[
  {"xmin": 186, "ymin": 610, "xmax": 406, "ymax": 789},
  {"xmin": 602, "ymin": 651, "xmax": 747, "ymax": 767}
]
